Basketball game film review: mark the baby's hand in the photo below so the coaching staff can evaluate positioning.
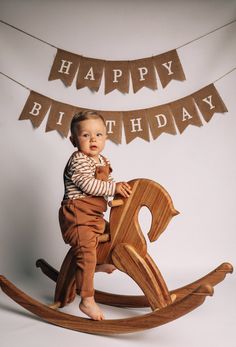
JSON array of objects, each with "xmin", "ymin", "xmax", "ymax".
[{"xmin": 115, "ymin": 182, "xmax": 132, "ymax": 198}]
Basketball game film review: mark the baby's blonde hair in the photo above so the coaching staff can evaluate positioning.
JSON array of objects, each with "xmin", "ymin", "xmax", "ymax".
[{"xmin": 70, "ymin": 111, "xmax": 106, "ymax": 136}]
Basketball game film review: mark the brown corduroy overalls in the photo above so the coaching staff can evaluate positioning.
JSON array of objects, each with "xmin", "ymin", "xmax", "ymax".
[{"xmin": 59, "ymin": 161, "xmax": 111, "ymax": 298}]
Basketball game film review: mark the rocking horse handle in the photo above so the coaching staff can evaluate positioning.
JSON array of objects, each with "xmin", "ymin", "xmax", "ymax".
[{"xmin": 108, "ymin": 199, "xmax": 124, "ymax": 207}]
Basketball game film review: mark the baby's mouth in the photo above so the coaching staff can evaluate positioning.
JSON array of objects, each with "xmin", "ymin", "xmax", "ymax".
[{"xmin": 90, "ymin": 145, "xmax": 98, "ymax": 150}]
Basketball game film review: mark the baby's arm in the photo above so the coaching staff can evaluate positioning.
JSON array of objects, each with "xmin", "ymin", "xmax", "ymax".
[{"xmin": 70, "ymin": 155, "xmax": 116, "ymax": 197}]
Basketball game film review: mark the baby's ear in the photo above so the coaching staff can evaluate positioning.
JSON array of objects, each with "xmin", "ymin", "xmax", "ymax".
[{"xmin": 70, "ymin": 135, "xmax": 76, "ymax": 147}]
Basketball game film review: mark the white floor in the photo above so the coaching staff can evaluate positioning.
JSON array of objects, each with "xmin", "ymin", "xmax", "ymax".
[{"xmin": 0, "ymin": 265, "xmax": 235, "ymax": 347}]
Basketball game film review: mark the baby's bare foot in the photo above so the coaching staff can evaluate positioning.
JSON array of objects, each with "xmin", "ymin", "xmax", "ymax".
[
  {"xmin": 95, "ymin": 263, "xmax": 116, "ymax": 274},
  {"xmin": 79, "ymin": 297, "xmax": 104, "ymax": 320}
]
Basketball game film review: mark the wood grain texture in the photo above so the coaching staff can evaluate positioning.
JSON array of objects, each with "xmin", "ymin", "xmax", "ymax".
[
  {"xmin": 112, "ymin": 243, "xmax": 171, "ymax": 310},
  {"xmin": 36, "ymin": 259, "xmax": 233, "ymax": 308},
  {"xmin": 97, "ymin": 178, "xmax": 179, "ymax": 264},
  {"xmin": 0, "ymin": 275, "xmax": 213, "ymax": 335}
]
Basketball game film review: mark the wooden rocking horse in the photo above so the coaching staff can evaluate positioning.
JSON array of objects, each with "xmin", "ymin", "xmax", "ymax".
[{"xmin": 0, "ymin": 178, "xmax": 233, "ymax": 335}]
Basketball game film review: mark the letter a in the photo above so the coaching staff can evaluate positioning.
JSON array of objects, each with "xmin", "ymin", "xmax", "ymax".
[
  {"xmin": 182, "ymin": 107, "xmax": 193, "ymax": 121},
  {"xmin": 84, "ymin": 67, "xmax": 95, "ymax": 80}
]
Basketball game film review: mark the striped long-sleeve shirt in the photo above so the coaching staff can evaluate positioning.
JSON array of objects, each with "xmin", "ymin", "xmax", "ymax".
[{"xmin": 63, "ymin": 151, "xmax": 116, "ymax": 200}]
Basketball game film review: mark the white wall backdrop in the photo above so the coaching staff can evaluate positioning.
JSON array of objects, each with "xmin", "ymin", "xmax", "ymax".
[{"xmin": 0, "ymin": 1, "xmax": 235, "ymax": 346}]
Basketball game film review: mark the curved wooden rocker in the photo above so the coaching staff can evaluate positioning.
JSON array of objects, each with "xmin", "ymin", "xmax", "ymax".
[
  {"xmin": 36, "ymin": 259, "xmax": 233, "ymax": 309},
  {"xmin": 0, "ymin": 179, "xmax": 233, "ymax": 335}
]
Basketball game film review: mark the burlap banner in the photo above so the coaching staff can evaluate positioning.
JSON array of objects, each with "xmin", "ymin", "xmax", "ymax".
[
  {"xmin": 170, "ymin": 95, "xmax": 202, "ymax": 134},
  {"xmin": 19, "ymin": 84, "xmax": 228, "ymax": 143},
  {"xmin": 99, "ymin": 110, "xmax": 123, "ymax": 144},
  {"xmin": 48, "ymin": 49, "xmax": 81, "ymax": 87},
  {"xmin": 146, "ymin": 104, "xmax": 177, "ymax": 139},
  {"xmin": 76, "ymin": 57, "xmax": 104, "ymax": 92},
  {"xmin": 19, "ymin": 91, "xmax": 51, "ymax": 127},
  {"xmin": 104, "ymin": 60, "xmax": 130, "ymax": 94},
  {"xmin": 46, "ymin": 101, "xmax": 76, "ymax": 137},
  {"xmin": 154, "ymin": 50, "xmax": 186, "ymax": 88},
  {"xmin": 130, "ymin": 58, "xmax": 157, "ymax": 93},
  {"xmin": 48, "ymin": 48, "xmax": 185, "ymax": 94},
  {"xmin": 123, "ymin": 109, "xmax": 150, "ymax": 144},
  {"xmin": 192, "ymin": 83, "xmax": 228, "ymax": 122}
]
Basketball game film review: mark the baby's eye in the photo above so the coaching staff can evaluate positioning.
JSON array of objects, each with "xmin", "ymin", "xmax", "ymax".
[
  {"xmin": 97, "ymin": 133, "xmax": 103, "ymax": 137},
  {"xmin": 82, "ymin": 133, "xmax": 90, "ymax": 138}
]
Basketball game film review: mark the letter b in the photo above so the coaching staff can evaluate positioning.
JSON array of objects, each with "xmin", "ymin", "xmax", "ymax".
[{"xmin": 29, "ymin": 102, "xmax": 42, "ymax": 116}]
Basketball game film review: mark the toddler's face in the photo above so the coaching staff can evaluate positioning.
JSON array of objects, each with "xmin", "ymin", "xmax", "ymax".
[{"xmin": 72, "ymin": 118, "xmax": 107, "ymax": 161}]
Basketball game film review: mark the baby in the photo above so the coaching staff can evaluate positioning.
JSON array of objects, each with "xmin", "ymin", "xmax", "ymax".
[{"xmin": 59, "ymin": 110, "xmax": 132, "ymax": 320}]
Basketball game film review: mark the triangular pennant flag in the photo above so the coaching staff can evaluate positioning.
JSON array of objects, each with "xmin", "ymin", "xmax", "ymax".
[
  {"xmin": 192, "ymin": 84, "xmax": 228, "ymax": 122},
  {"xmin": 154, "ymin": 49, "xmax": 186, "ymax": 88},
  {"xmin": 76, "ymin": 57, "xmax": 104, "ymax": 92},
  {"xmin": 146, "ymin": 104, "xmax": 177, "ymax": 139},
  {"xmin": 99, "ymin": 111, "xmax": 123, "ymax": 144},
  {"xmin": 19, "ymin": 91, "xmax": 51, "ymax": 128},
  {"xmin": 104, "ymin": 61, "xmax": 129, "ymax": 94},
  {"xmin": 48, "ymin": 49, "xmax": 81, "ymax": 86},
  {"xmin": 170, "ymin": 95, "xmax": 202, "ymax": 133},
  {"xmin": 130, "ymin": 57, "xmax": 157, "ymax": 93},
  {"xmin": 46, "ymin": 100, "xmax": 76, "ymax": 137},
  {"xmin": 123, "ymin": 110, "xmax": 150, "ymax": 144}
]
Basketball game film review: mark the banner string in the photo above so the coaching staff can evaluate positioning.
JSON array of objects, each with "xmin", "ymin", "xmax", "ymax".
[
  {"xmin": 1, "ymin": 67, "xmax": 235, "ymax": 93},
  {"xmin": 177, "ymin": 19, "xmax": 236, "ymax": 49},
  {"xmin": 0, "ymin": 18, "xmax": 235, "ymax": 57},
  {"xmin": 0, "ymin": 72, "xmax": 30, "ymax": 91},
  {"xmin": 0, "ymin": 19, "xmax": 57, "ymax": 49},
  {"xmin": 214, "ymin": 66, "xmax": 236, "ymax": 83}
]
